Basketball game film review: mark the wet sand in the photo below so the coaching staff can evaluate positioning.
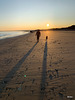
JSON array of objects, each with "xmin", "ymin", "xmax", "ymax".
[{"xmin": 0, "ymin": 31, "xmax": 75, "ymax": 100}]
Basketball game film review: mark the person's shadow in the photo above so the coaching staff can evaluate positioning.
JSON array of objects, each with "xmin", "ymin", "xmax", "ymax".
[
  {"xmin": 39, "ymin": 41, "xmax": 47, "ymax": 100},
  {"xmin": 0, "ymin": 42, "xmax": 37, "ymax": 94}
]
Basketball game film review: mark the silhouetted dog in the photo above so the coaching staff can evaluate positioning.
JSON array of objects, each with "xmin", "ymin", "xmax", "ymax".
[{"xmin": 46, "ymin": 36, "xmax": 48, "ymax": 40}]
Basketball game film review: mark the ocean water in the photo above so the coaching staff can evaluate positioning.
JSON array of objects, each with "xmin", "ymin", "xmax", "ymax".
[{"xmin": 0, "ymin": 31, "xmax": 29, "ymax": 40}]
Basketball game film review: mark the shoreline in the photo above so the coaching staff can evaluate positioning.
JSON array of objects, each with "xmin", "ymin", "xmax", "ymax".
[
  {"xmin": 0, "ymin": 30, "xmax": 75, "ymax": 41},
  {"xmin": 0, "ymin": 31, "xmax": 30, "ymax": 41}
]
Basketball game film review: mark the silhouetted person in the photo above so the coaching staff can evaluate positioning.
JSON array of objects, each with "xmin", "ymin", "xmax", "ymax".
[{"xmin": 36, "ymin": 30, "xmax": 41, "ymax": 42}]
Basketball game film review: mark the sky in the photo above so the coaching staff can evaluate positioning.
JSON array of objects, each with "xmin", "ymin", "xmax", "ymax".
[{"xmin": 0, "ymin": 0, "xmax": 75, "ymax": 31}]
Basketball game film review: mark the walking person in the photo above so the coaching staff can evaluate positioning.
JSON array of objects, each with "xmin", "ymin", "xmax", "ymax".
[{"xmin": 36, "ymin": 30, "xmax": 41, "ymax": 42}]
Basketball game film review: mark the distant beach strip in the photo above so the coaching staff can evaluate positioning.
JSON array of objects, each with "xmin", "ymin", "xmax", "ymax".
[{"xmin": 0, "ymin": 31, "xmax": 30, "ymax": 40}]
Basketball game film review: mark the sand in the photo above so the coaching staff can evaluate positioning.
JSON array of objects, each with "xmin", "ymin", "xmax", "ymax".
[{"xmin": 0, "ymin": 31, "xmax": 75, "ymax": 100}]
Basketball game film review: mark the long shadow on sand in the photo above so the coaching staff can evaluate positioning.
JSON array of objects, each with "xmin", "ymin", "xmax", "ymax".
[
  {"xmin": 39, "ymin": 41, "xmax": 47, "ymax": 100},
  {"xmin": 0, "ymin": 42, "xmax": 37, "ymax": 94}
]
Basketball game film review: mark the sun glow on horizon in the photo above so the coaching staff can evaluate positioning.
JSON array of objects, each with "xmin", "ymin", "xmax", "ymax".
[{"xmin": 47, "ymin": 24, "xmax": 49, "ymax": 27}]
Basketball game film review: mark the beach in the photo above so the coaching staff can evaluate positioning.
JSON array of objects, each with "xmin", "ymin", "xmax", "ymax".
[{"xmin": 0, "ymin": 31, "xmax": 75, "ymax": 100}]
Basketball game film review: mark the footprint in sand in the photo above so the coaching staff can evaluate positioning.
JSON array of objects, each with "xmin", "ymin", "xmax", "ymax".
[
  {"xmin": 53, "ymin": 41, "xmax": 57, "ymax": 43},
  {"xmin": 49, "ymin": 74, "xmax": 53, "ymax": 80},
  {"xmin": 49, "ymin": 64, "xmax": 51, "ymax": 67},
  {"xmin": 59, "ymin": 92, "xmax": 63, "ymax": 100},
  {"xmin": 55, "ymin": 69, "xmax": 59, "ymax": 77},
  {"xmin": 38, "ymin": 67, "xmax": 40, "ymax": 70},
  {"xmin": 25, "ymin": 68, "xmax": 28, "ymax": 71},
  {"xmin": 32, "ymin": 79, "xmax": 35, "ymax": 84},
  {"xmin": 53, "ymin": 60, "xmax": 62, "ymax": 65},
  {"xmin": 49, "ymin": 61, "xmax": 52, "ymax": 67},
  {"xmin": 3, "ymin": 80, "xmax": 8, "ymax": 84},
  {"xmin": 8, "ymin": 93, "xmax": 10, "ymax": 96},
  {"xmin": 50, "ymin": 87, "xmax": 55, "ymax": 91},
  {"xmin": 51, "ymin": 56, "xmax": 52, "ymax": 59},
  {"xmin": 41, "ymin": 86, "xmax": 45, "ymax": 91},
  {"xmin": 58, "ymin": 42, "xmax": 61, "ymax": 44},
  {"xmin": 31, "ymin": 90, "xmax": 34, "ymax": 94},
  {"xmin": 32, "ymin": 55, "xmax": 35, "ymax": 58}
]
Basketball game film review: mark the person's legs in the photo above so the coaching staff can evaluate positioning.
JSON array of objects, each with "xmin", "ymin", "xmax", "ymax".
[{"xmin": 37, "ymin": 36, "xmax": 39, "ymax": 42}]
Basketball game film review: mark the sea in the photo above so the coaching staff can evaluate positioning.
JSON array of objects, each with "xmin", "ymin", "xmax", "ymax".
[{"xmin": 0, "ymin": 31, "xmax": 30, "ymax": 40}]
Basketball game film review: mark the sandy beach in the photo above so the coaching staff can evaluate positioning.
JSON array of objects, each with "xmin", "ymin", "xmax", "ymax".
[{"xmin": 0, "ymin": 31, "xmax": 75, "ymax": 100}]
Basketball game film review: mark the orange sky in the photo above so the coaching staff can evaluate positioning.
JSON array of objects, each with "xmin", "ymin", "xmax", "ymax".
[{"xmin": 0, "ymin": 0, "xmax": 75, "ymax": 31}]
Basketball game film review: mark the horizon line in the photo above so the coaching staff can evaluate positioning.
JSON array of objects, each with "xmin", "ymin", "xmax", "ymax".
[{"xmin": 0, "ymin": 24, "xmax": 75, "ymax": 31}]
